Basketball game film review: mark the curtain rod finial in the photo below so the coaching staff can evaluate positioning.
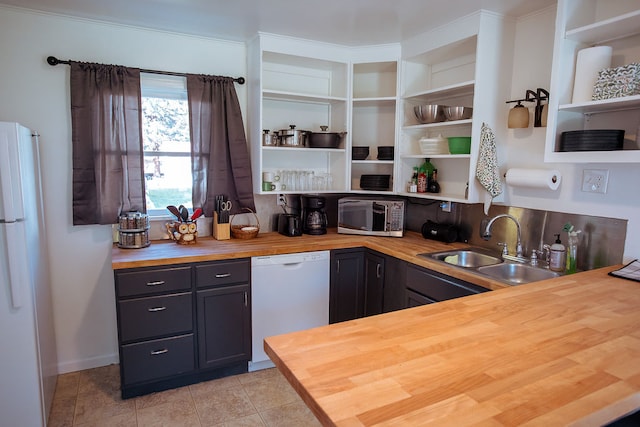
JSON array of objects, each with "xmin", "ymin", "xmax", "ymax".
[
  {"xmin": 236, "ymin": 77, "xmax": 245, "ymax": 85},
  {"xmin": 47, "ymin": 56, "xmax": 59, "ymax": 66}
]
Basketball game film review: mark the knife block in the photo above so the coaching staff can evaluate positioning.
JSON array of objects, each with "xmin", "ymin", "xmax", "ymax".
[{"xmin": 213, "ymin": 211, "xmax": 230, "ymax": 240}]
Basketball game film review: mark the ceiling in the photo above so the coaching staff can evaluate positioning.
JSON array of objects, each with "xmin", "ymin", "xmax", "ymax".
[{"xmin": 1, "ymin": 0, "xmax": 556, "ymax": 46}]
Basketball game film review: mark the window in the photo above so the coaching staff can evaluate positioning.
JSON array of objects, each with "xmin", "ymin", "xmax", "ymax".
[{"xmin": 140, "ymin": 73, "xmax": 192, "ymax": 216}]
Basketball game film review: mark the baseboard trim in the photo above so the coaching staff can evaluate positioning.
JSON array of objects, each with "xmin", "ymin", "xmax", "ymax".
[{"xmin": 57, "ymin": 353, "xmax": 120, "ymax": 374}]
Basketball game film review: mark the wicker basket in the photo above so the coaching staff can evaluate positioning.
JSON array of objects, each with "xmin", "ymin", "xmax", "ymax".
[{"xmin": 230, "ymin": 208, "xmax": 260, "ymax": 239}]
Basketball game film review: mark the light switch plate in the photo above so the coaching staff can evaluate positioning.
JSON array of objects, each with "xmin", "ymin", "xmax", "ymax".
[{"xmin": 581, "ymin": 169, "xmax": 609, "ymax": 194}]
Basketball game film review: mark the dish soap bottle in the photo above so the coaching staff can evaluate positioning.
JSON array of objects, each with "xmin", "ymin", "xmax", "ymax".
[
  {"xmin": 549, "ymin": 234, "xmax": 566, "ymax": 272},
  {"xmin": 563, "ymin": 222, "xmax": 581, "ymax": 274}
]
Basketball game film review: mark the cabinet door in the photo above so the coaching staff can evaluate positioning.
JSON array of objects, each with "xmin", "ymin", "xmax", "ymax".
[
  {"xmin": 405, "ymin": 264, "xmax": 489, "ymax": 302},
  {"xmin": 406, "ymin": 289, "xmax": 437, "ymax": 307},
  {"xmin": 330, "ymin": 249, "xmax": 365, "ymax": 323},
  {"xmin": 383, "ymin": 256, "xmax": 407, "ymax": 313},
  {"xmin": 364, "ymin": 251, "xmax": 385, "ymax": 316},
  {"xmin": 197, "ymin": 284, "xmax": 251, "ymax": 370}
]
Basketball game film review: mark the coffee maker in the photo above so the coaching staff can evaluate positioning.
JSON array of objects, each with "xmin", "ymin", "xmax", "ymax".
[{"xmin": 301, "ymin": 195, "xmax": 328, "ymax": 235}]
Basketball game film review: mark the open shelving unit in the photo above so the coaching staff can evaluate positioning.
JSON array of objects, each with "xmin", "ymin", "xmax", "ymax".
[{"xmin": 545, "ymin": 0, "xmax": 640, "ymax": 163}]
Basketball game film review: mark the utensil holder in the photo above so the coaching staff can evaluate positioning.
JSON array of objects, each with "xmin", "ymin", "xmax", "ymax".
[{"xmin": 213, "ymin": 211, "xmax": 230, "ymax": 240}]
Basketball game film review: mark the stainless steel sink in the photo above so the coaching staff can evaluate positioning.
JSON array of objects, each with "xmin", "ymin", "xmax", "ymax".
[
  {"xmin": 477, "ymin": 263, "xmax": 560, "ymax": 285},
  {"xmin": 420, "ymin": 248, "xmax": 562, "ymax": 286},
  {"xmin": 420, "ymin": 249, "xmax": 503, "ymax": 268}
]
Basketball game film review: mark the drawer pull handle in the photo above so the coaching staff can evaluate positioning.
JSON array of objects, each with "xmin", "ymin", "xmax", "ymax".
[
  {"xmin": 146, "ymin": 280, "xmax": 165, "ymax": 286},
  {"xmin": 215, "ymin": 273, "xmax": 231, "ymax": 278},
  {"xmin": 150, "ymin": 349, "xmax": 168, "ymax": 355},
  {"xmin": 148, "ymin": 306, "xmax": 167, "ymax": 312}
]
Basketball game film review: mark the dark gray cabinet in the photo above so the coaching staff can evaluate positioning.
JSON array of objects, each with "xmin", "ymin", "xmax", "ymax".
[
  {"xmin": 331, "ymin": 249, "xmax": 403, "ymax": 322},
  {"xmin": 405, "ymin": 263, "xmax": 489, "ymax": 306},
  {"xmin": 364, "ymin": 251, "xmax": 385, "ymax": 316},
  {"xmin": 114, "ymin": 259, "xmax": 251, "ymax": 399},
  {"xmin": 330, "ymin": 248, "xmax": 365, "ymax": 323},
  {"xmin": 196, "ymin": 260, "xmax": 251, "ymax": 370},
  {"xmin": 382, "ymin": 255, "xmax": 406, "ymax": 313}
]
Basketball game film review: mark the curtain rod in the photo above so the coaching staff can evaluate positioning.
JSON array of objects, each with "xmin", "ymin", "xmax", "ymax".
[{"xmin": 46, "ymin": 56, "xmax": 245, "ymax": 85}]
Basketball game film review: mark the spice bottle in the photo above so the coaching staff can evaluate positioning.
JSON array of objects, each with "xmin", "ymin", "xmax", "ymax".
[
  {"xmin": 417, "ymin": 165, "xmax": 427, "ymax": 193},
  {"xmin": 428, "ymin": 169, "xmax": 441, "ymax": 193}
]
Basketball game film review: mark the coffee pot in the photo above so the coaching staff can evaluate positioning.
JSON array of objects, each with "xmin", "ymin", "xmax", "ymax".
[{"xmin": 301, "ymin": 195, "xmax": 328, "ymax": 235}]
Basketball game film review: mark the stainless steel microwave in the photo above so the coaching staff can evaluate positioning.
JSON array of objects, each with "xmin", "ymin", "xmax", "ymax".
[{"xmin": 337, "ymin": 197, "xmax": 405, "ymax": 237}]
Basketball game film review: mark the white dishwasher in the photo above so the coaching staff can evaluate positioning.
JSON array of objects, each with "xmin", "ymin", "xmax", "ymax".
[{"xmin": 249, "ymin": 250, "xmax": 330, "ymax": 371}]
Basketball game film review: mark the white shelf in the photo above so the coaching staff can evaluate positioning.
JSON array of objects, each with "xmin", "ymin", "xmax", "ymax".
[
  {"xmin": 262, "ymin": 146, "xmax": 346, "ymax": 153},
  {"xmin": 558, "ymin": 95, "xmax": 640, "ymax": 114},
  {"xmin": 565, "ymin": 9, "xmax": 640, "ymax": 44},
  {"xmin": 403, "ymin": 81, "xmax": 475, "ymax": 100},
  {"xmin": 353, "ymin": 97, "xmax": 396, "ymax": 104},
  {"xmin": 350, "ymin": 189, "xmax": 395, "ymax": 195},
  {"xmin": 400, "ymin": 154, "xmax": 471, "ymax": 160},
  {"xmin": 403, "ymin": 119, "xmax": 473, "ymax": 131},
  {"xmin": 397, "ymin": 191, "xmax": 467, "ymax": 203},
  {"xmin": 351, "ymin": 160, "xmax": 395, "ymax": 164},
  {"xmin": 263, "ymin": 89, "xmax": 347, "ymax": 104},
  {"xmin": 545, "ymin": 149, "xmax": 640, "ymax": 163}
]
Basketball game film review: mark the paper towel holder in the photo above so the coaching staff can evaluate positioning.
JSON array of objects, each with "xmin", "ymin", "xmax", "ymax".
[
  {"xmin": 503, "ymin": 171, "xmax": 558, "ymax": 183},
  {"xmin": 506, "ymin": 88, "xmax": 549, "ymax": 128}
]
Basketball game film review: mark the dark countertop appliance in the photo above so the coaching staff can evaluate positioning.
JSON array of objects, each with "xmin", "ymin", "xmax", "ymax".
[
  {"xmin": 301, "ymin": 195, "xmax": 328, "ymax": 235},
  {"xmin": 278, "ymin": 213, "xmax": 302, "ymax": 237}
]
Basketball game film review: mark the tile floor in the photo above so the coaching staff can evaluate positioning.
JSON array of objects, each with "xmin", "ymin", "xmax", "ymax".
[{"xmin": 47, "ymin": 364, "xmax": 322, "ymax": 426}]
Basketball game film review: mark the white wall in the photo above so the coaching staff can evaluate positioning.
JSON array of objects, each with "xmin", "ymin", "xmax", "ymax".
[
  {"xmin": 0, "ymin": 6, "xmax": 247, "ymax": 373},
  {"xmin": 502, "ymin": 6, "xmax": 640, "ymax": 262}
]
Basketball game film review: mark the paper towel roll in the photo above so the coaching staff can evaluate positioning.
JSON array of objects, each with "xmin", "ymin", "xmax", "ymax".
[
  {"xmin": 505, "ymin": 168, "xmax": 561, "ymax": 190},
  {"xmin": 572, "ymin": 46, "xmax": 612, "ymax": 103}
]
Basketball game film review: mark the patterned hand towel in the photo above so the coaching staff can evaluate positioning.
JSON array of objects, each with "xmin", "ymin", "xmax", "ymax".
[{"xmin": 475, "ymin": 123, "xmax": 502, "ymax": 214}]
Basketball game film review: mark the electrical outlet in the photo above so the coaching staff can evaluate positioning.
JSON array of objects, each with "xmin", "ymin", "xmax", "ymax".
[
  {"xmin": 581, "ymin": 169, "xmax": 609, "ymax": 194},
  {"xmin": 277, "ymin": 193, "xmax": 286, "ymax": 206},
  {"xmin": 440, "ymin": 201, "xmax": 453, "ymax": 212}
]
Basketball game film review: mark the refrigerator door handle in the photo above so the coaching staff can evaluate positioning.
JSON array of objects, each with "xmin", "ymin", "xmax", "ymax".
[
  {"xmin": 0, "ymin": 132, "xmax": 21, "ymax": 222},
  {"xmin": 5, "ymin": 222, "xmax": 26, "ymax": 308}
]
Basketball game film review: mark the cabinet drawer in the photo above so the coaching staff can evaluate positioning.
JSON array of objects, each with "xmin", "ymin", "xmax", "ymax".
[
  {"xmin": 121, "ymin": 334, "xmax": 194, "ymax": 385},
  {"xmin": 195, "ymin": 259, "xmax": 250, "ymax": 288},
  {"xmin": 406, "ymin": 265, "xmax": 488, "ymax": 302},
  {"xmin": 116, "ymin": 266, "xmax": 191, "ymax": 298},
  {"xmin": 118, "ymin": 293, "xmax": 192, "ymax": 342}
]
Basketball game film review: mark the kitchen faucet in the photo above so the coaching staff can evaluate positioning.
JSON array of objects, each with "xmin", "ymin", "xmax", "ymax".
[{"xmin": 480, "ymin": 214, "xmax": 524, "ymax": 259}]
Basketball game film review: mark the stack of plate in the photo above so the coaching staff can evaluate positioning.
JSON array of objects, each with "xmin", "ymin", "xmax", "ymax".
[
  {"xmin": 360, "ymin": 174, "xmax": 390, "ymax": 191},
  {"xmin": 377, "ymin": 146, "xmax": 394, "ymax": 160},
  {"xmin": 559, "ymin": 129, "xmax": 624, "ymax": 152},
  {"xmin": 352, "ymin": 146, "xmax": 370, "ymax": 160}
]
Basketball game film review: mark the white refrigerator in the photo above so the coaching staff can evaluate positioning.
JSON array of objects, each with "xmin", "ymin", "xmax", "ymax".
[{"xmin": 0, "ymin": 122, "xmax": 57, "ymax": 426}]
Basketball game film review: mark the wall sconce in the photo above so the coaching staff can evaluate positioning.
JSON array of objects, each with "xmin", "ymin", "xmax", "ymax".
[
  {"xmin": 506, "ymin": 100, "xmax": 530, "ymax": 128},
  {"xmin": 506, "ymin": 88, "xmax": 550, "ymax": 128}
]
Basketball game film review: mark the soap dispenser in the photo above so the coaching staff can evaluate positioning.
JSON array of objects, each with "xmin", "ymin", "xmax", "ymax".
[{"xmin": 549, "ymin": 234, "xmax": 566, "ymax": 272}]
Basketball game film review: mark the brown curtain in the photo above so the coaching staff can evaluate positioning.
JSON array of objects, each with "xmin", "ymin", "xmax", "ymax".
[
  {"xmin": 70, "ymin": 62, "xmax": 145, "ymax": 225},
  {"xmin": 187, "ymin": 74, "xmax": 255, "ymax": 215}
]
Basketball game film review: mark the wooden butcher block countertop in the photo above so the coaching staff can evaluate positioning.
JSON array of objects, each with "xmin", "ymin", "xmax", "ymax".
[
  {"xmin": 112, "ymin": 230, "xmax": 507, "ymax": 290},
  {"xmin": 265, "ymin": 266, "xmax": 640, "ymax": 426}
]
